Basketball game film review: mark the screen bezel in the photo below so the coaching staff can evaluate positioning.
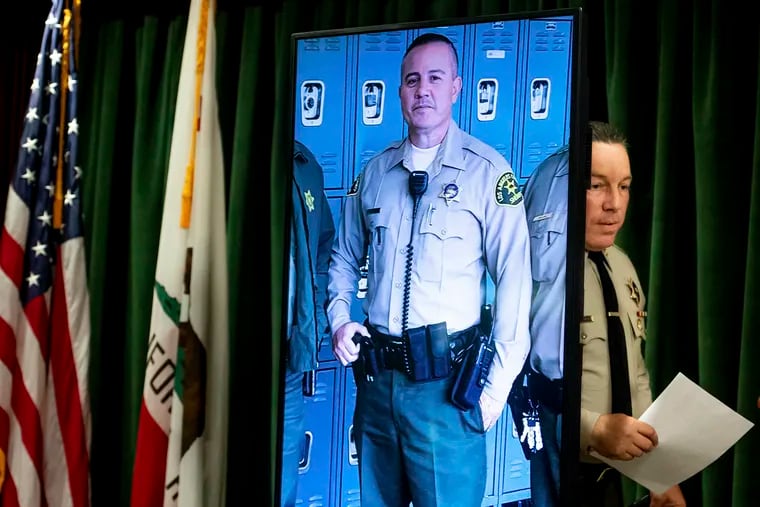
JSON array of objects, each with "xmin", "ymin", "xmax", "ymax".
[{"xmin": 278, "ymin": 8, "xmax": 588, "ymax": 506}]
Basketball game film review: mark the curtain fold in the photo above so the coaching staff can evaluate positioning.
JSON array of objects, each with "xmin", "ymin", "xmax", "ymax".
[
  {"xmin": 79, "ymin": 18, "xmax": 131, "ymax": 507},
  {"xmin": 218, "ymin": 5, "xmax": 280, "ymax": 504},
  {"xmin": 0, "ymin": 0, "xmax": 753, "ymax": 505},
  {"xmin": 735, "ymin": 36, "xmax": 760, "ymax": 501},
  {"xmin": 638, "ymin": 0, "xmax": 702, "ymax": 502},
  {"xmin": 78, "ymin": 13, "xmax": 187, "ymax": 507},
  {"xmin": 690, "ymin": 3, "xmax": 759, "ymax": 505}
]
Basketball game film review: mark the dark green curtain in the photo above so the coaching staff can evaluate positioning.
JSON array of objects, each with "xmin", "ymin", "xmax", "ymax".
[
  {"xmin": 1, "ymin": 1, "xmax": 757, "ymax": 506},
  {"xmin": 601, "ymin": 1, "xmax": 760, "ymax": 505}
]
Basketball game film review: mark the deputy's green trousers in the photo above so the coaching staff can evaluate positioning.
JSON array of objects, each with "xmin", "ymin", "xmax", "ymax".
[{"xmin": 352, "ymin": 366, "xmax": 487, "ymax": 507}]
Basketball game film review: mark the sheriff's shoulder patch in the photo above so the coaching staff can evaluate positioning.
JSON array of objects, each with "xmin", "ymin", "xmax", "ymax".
[
  {"xmin": 494, "ymin": 171, "xmax": 523, "ymax": 206},
  {"xmin": 347, "ymin": 174, "xmax": 361, "ymax": 196}
]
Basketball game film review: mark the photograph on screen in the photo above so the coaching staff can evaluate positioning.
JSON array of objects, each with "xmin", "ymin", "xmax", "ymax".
[{"xmin": 278, "ymin": 8, "xmax": 587, "ymax": 507}]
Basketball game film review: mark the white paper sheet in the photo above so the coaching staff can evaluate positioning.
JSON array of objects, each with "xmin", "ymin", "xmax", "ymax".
[{"xmin": 590, "ymin": 372, "xmax": 755, "ymax": 494}]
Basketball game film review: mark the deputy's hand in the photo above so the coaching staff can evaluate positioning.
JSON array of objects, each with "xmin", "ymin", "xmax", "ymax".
[
  {"xmin": 649, "ymin": 484, "xmax": 686, "ymax": 506},
  {"xmin": 589, "ymin": 413, "xmax": 658, "ymax": 460},
  {"xmin": 332, "ymin": 322, "xmax": 367, "ymax": 366},
  {"xmin": 478, "ymin": 390, "xmax": 504, "ymax": 432}
]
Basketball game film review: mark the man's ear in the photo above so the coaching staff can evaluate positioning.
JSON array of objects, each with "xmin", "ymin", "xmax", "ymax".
[{"xmin": 451, "ymin": 75, "xmax": 463, "ymax": 104}]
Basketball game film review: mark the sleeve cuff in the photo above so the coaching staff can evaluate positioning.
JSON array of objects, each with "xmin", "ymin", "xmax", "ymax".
[
  {"xmin": 579, "ymin": 408, "xmax": 601, "ymax": 455},
  {"xmin": 327, "ymin": 300, "xmax": 352, "ymax": 335}
]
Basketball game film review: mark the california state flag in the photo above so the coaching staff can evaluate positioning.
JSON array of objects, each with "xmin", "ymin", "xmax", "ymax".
[{"xmin": 130, "ymin": 0, "xmax": 229, "ymax": 506}]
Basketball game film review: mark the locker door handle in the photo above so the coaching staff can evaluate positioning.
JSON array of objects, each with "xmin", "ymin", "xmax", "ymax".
[
  {"xmin": 348, "ymin": 424, "xmax": 358, "ymax": 466},
  {"xmin": 298, "ymin": 430, "xmax": 313, "ymax": 473}
]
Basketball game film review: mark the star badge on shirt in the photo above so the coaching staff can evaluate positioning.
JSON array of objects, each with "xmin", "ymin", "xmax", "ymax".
[
  {"xmin": 626, "ymin": 277, "xmax": 641, "ymax": 306},
  {"xmin": 439, "ymin": 182, "xmax": 460, "ymax": 206},
  {"xmin": 304, "ymin": 189, "xmax": 315, "ymax": 212}
]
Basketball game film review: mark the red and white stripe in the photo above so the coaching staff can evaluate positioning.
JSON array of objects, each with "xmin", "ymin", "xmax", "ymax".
[{"xmin": 0, "ymin": 186, "xmax": 91, "ymax": 507}]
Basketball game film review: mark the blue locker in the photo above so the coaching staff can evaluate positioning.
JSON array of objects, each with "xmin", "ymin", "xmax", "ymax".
[
  {"xmin": 326, "ymin": 191, "xmax": 368, "ymax": 326},
  {"xmin": 499, "ymin": 405, "xmax": 531, "ymax": 504},
  {"xmin": 295, "ymin": 37, "xmax": 354, "ymax": 190},
  {"xmin": 515, "ymin": 18, "xmax": 574, "ymax": 183},
  {"xmin": 412, "ymin": 25, "xmax": 469, "ymax": 128},
  {"xmin": 467, "ymin": 21, "xmax": 521, "ymax": 164},
  {"xmin": 320, "ymin": 194, "xmax": 346, "ymax": 364},
  {"xmin": 482, "ymin": 410, "xmax": 504, "ymax": 505},
  {"xmin": 295, "ymin": 366, "xmax": 340, "ymax": 506},
  {"xmin": 353, "ymin": 32, "xmax": 409, "ymax": 182},
  {"xmin": 327, "ymin": 192, "xmax": 344, "ymax": 229},
  {"xmin": 339, "ymin": 367, "xmax": 361, "ymax": 506}
]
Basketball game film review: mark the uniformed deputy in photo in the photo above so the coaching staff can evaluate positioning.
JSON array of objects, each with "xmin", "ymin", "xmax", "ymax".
[{"xmin": 326, "ymin": 32, "xmax": 532, "ymax": 507}]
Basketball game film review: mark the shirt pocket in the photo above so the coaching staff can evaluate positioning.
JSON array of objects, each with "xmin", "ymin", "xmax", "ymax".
[
  {"xmin": 367, "ymin": 211, "xmax": 391, "ymax": 275},
  {"xmin": 579, "ymin": 317, "xmax": 609, "ymax": 393},
  {"xmin": 626, "ymin": 309, "xmax": 649, "ymax": 388},
  {"xmin": 528, "ymin": 210, "xmax": 567, "ymax": 283},
  {"xmin": 417, "ymin": 207, "xmax": 466, "ymax": 282}
]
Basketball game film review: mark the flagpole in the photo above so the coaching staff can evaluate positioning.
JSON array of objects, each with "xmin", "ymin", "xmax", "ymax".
[{"xmin": 53, "ymin": 7, "xmax": 72, "ymax": 229}]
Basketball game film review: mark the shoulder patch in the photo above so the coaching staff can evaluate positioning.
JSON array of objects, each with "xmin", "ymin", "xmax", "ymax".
[
  {"xmin": 494, "ymin": 171, "xmax": 523, "ymax": 206},
  {"xmin": 347, "ymin": 174, "xmax": 361, "ymax": 196}
]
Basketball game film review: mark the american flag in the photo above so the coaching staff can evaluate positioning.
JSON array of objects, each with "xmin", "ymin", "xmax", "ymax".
[{"xmin": 0, "ymin": 1, "xmax": 91, "ymax": 506}]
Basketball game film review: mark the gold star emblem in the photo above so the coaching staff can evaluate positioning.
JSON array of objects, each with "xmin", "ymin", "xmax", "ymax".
[
  {"xmin": 626, "ymin": 277, "xmax": 641, "ymax": 306},
  {"xmin": 304, "ymin": 189, "xmax": 315, "ymax": 212}
]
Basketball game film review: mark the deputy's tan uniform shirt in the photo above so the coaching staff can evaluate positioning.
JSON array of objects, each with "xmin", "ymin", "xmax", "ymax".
[{"xmin": 579, "ymin": 245, "xmax": 652, "ymax": 462}]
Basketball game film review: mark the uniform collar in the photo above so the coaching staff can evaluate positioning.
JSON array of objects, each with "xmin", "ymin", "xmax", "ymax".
[
  {"xmin": 585, "ymin": 248, "xmax": 609, "ymax": 259},
  {"xmin": 384, "ymin": 119, "xmax": 467, "ymax": 176}
]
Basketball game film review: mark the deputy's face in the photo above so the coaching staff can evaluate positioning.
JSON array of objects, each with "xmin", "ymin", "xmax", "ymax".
[
  {"xmin": 585, "ymin": 141, "xmax": 631, "ymax": 251},
  {"xmin": 399, "ymin": 41, "xmax": 461, "ymax": 140}
]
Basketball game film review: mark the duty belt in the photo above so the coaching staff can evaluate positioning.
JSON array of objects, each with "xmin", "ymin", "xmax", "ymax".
[{"xmin": 359, "ymin": 322, "xmax": 478, "ymax": 381}]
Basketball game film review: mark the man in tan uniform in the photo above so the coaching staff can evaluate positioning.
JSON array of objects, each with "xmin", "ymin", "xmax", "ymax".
[{"xmin": 578, "ymin": 121, "xmax": 686, "ymax": 506}]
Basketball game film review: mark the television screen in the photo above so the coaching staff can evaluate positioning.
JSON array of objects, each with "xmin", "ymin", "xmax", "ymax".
[{"xmin": 279, "ymin": 8, "xmax": 587, "ymax": 506}]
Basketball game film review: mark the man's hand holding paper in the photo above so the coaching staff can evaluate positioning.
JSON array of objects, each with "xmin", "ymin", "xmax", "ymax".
[{"xmin": 591, "ymin": 372, "xmax": 755, "ymax": 494}]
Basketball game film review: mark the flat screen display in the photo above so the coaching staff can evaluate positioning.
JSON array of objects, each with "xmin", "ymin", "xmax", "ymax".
[{"xmin": 279, "ymin": 8, "xmax": 587, "ymax": 506}]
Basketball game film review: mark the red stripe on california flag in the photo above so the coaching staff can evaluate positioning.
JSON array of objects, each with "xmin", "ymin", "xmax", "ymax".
[
  {"xmin": 0, "ymin": 227, "xmax": 24, "ymax": 290},
  {"xmin": 130, "ymin": 401, "xmax": 169, "ymax": 506},
  {"xmin": 49, "ymin": 249, "xmax": 89, "ymax": 507}
]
